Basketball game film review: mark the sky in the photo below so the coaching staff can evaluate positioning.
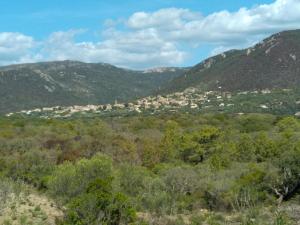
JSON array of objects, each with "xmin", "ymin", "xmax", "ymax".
[{"xmin": 0, "ymin": 0, "xmax": 300, "ymax": 69}]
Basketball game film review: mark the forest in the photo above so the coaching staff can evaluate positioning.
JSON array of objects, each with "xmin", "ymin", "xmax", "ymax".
[{"xmin": 0, "ymin": 112, "xmax": 300, "ymax": 224}]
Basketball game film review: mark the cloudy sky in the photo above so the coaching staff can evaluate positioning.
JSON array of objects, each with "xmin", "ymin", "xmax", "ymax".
[{"xmin": 1, "ymin": 0, "xmax": 300, "ymax": 69}]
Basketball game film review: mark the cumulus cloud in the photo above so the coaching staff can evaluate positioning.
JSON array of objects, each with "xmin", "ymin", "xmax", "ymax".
[
  {"xmin": 0, "ymin": 32, "xmax": 40, "ymax": 65},
  {"xmin": 40, "ymin": 29, "xmax": 186, "ymax": 69},
  {"xmin": 125, "ymin": 0, "xmax": 300, "ymax": 46},
  {"xmin": 127, "ymin": 8, "xmax": 201, "ymax": 30},
  {"xmin": 1, "ymin": 0, "xmax": 300, "ymax": 68}
]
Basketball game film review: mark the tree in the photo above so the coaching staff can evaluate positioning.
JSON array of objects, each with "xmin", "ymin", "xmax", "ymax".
[
  {"xmin": 235, "ymin": 134, "xmax": 256, "ymax": 162},
  {"xmin": 179, "ymin": 134, "xmax": 204, "ymax": 164},
  {"xmin": 272, "ymin": 146, "xmax": 300, "ymax": 203},
  {"xmin": 253, "ymin": 132, "xmax": 278, "ymax": 162},
  {"xmin": 277, "ymin": 117, "xmax": 300, "ymax": 132},
  {"xmin": 136, "ymin": 138, "xmax": 162, "ymax": 168},
  {"xmin": 160, "ymin": 120, "xmax": 181, "ymax": 162}
]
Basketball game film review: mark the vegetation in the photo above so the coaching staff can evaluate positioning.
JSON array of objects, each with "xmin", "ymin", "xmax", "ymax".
[
  {"xmin": 0, "ymin": 61, "xmax": 186, "ymax": 114},
  {"xmin": 162, "ymin": 29, "xmax": 300, "ymax": 94},
  {"xmin": 1, "ymin": 112, "xmax": 300, "ymax": 224}
]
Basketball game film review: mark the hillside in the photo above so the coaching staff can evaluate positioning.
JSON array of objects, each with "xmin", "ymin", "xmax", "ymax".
[
  {"xmin": 162, "ymin": 29, "xmax": 300, "ymax": 93},
  {"xmin": 0, "ymin": 61, "xmax": 187, "ymax": 113}
]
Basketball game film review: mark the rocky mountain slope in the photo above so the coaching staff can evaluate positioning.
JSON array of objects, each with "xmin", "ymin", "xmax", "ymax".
[
  {"xmin": 162, "ymin": 29, "xmax": 300, "ymax": 93},
  {"xmin": 0, "ymin": 61, "xmax": 187, "ymax": 113}
]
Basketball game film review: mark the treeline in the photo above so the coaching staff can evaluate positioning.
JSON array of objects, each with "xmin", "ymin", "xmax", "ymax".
[{"xmin": 0, "ymin": 113, "xmax": 300, "ymax": 224}]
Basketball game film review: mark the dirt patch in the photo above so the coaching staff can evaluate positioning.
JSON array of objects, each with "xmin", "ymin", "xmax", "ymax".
[{"xmin": 0, "ymin": 192, "xmax": 63, "ymax": 225}]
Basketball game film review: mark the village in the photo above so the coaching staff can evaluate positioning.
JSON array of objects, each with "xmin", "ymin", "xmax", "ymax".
[{"xmin": 6, "ymin": 87, "xmax": 286, "ymax": 118}]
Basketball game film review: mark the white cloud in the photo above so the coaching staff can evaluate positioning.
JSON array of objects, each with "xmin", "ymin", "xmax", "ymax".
[
  {"xmin": 1, "ymin": 0, "xmax": 300, "ymax": 68},
  {"xmin": 0, "ymin": 32, "xmax": 39, "ymax": 65},
  {"xmin": 125, "ymin": 0, "xmax": 300, "ymax": 46},
  {"xmin": 40, "ymin": 29, "xmax": 186, "ymax": 69},
  {"xmin": 127, "ymin": 8, "xmax": 201, "ymax": 30}
]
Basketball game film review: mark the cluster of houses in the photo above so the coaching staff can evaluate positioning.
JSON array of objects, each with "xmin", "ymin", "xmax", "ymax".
[
  {"xmin": 7, "ymin": 88, "xmax": 224, "ymax": 117},
  {"xmin": 6, "ymin": 87, "xmax": 281, "ymax": 118}
]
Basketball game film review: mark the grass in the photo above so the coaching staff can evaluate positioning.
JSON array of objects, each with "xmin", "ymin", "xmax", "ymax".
[{"xmin": 0, "ymin": 189, "xmax": 63, "ymax": 225}]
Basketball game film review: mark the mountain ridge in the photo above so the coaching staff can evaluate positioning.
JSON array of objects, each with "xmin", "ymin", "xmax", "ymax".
[
  {"xmin": 2, "ymin": 29, "xmax": 300, "ymax": 114},
  {"xmin": 160, "ymin": 29, "xmax": 300, "ymax": 93},
  {"xmin": 0, "ymin": 60, "xmax": 188, "ymax": 114}
]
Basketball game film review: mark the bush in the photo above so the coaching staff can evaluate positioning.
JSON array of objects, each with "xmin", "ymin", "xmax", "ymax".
[
  {"xmin": 6, "ymin": 149, "xmax": 55, "ymax": 188},
  {"xmin": 47, "ymin": 154, "xmax": 112, "ymax": 201},
  {"xmin": 162, "ymin": 167, "xmax": 199, "ymax": 214},
  {"xmin": 117, "ymin": 164, "xmax": 153, "ymax": 198},
  {"xmin": 62, "ymin": 178, "xmax": 136, "ymax": 225}
]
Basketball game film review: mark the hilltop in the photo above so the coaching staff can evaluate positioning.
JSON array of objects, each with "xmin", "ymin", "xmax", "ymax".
[{"xmin": 162, "ymin": 29, "xmax": 300, "ymax": 93}]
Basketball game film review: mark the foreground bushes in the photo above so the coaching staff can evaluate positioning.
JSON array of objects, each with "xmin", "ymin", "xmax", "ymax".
[
  {"xmin": 47, "ymin": 154, "xmax": 137, "ymax": 224},
  {"xmin": 62, "ymin": 179, "xmax": 136, "ymax": 225},
  {"xmin": 47, "ymin": 154, "xmax": 112, "ymax": 201},
  {"xmin": 0, "ymin": 113, "xmax": 300, "ymax": 224}
]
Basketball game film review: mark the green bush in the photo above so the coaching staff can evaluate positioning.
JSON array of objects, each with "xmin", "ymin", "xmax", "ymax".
[
  {"xmin": 47, "ymin": 154, "xmax": 112, "ymax": 201},
  {"xmin": 62, "ymin": 178, "xmax": 136, "ymax": 225},
  {"xmin": 6, "ymin": 149, "xmax": 55, "ymax": 188}
]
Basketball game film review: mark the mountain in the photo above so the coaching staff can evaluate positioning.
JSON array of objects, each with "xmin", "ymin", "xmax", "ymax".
[
  {"xmin": 0, "ymin": 60, "xmax": 187, "ymax": 113},
  {"xmin": 3, "ymin": 29, "xmax": 300, "ymax": 115},
  {"xmin": 162, "ymin": 29, "xmax": 300, "ymax": 93}
]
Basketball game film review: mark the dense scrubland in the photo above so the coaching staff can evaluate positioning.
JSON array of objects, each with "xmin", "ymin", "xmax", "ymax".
[{"xmin": 1, "ymin": 113, "xmax": 300, "ymax": 224}]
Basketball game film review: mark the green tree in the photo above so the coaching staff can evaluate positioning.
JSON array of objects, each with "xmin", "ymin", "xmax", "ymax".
[
  {"xmin": 272, "ymin": 146, "xmax": 300, "ymax": 203},
  {"xmin": 235, "ymin": 134, "xmax": 256, "ymax": 162},
  {"xmin": 160, "ymin": 120, "xmax": 181, "ymax": 162},
  {"xmin": 253, "ymin": 132, "xmax": 278, "ymax": 162},
  {"xmin": 179, "ymin": 134, "xmax": 204, "ymax": 164}
]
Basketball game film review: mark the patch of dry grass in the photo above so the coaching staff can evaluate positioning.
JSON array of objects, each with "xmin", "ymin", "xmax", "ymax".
[{"xmin": 0, "ymin": 192, "xmax": 63, "ymax": 225}]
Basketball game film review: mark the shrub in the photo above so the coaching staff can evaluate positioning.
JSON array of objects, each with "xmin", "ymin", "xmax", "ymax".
[
  {"xmin": 6, "ymin": 149, "xmax": 56, "ymax": 188},
  {"xmin": 47, "ymin": 154, "xmax": 112, "ymax": 201},
  {"xmin": 62, "ymin": 178, "xmax": 136, "ymax": 225}
]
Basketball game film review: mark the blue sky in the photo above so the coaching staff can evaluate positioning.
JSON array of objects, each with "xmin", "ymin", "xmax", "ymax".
[
  {"xmin": 0, "ymin": 0, "xmax": 273, "ymax": 36},
  {"xmin": 0, "ymin": 0, "xmax": 299, "ymax": 68}
]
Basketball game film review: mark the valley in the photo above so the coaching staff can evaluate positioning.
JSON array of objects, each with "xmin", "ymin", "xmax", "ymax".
[{"xmin": 1, "ymin": 28, "xmax": 300, "ymax": 225}]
